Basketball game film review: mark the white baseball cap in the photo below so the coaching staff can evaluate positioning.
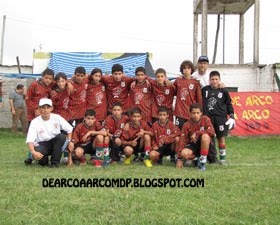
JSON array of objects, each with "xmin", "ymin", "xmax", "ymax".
[{"xmin": 39, "ymin": 98, "xmax": 53, "ymax": 107}]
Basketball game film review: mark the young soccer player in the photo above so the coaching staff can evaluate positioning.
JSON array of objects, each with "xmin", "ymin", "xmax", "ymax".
[
  {"xmin": 176, "ymin": 103, "xmax": 215, "ymax": 171},
  {"xmin": 26, "ymin": 98, "xmax": 73, "ymax": 168},
  {"xmin": 26, "ymin": 68, "xmax": 55, "ymax": 123},
  {"xmin": 87, "ymin": 68, "xmax": 107, "ymax": 124},
  {"xmin": 147, "ymin": 68, "xmax": 175, "ymax": 122},
  {"xmin": 50, "ymin": 72, "xmax": 71, "ymax": 121},
  {"xmin": 174, "ymin": 60, "xmax": 202, "ymax": 129},
  {"xmin": 149, "ymin": 106, "xmax": 180, "ymax": 164},
  {"xmin": 67, "ymin": 109, "xmax": 108, "ymax": 168},
  {"xmin": 101, "ymin": 64, "xmax": 134, "ymax": 115},
  {"xmin": 121, "ymin": 107, "xmax": 153, "ymax": 167},
  {"xmin": 104, "ymin": 103, "xmax": 129, "ymax": 162},
  {"xmin": 129, "ymin": 67, "xmax": 153, "ymax": 125},
  {"xmin": 68, "ymin": 66, "xmax": 88, "ymax": 127},
  {"xmin": 202, "ymin": 71, "xmax": 235, "ymax": 163},
  {"xmin": 24, "ymin": 68, "xmax": 55, "ymax": 165}
]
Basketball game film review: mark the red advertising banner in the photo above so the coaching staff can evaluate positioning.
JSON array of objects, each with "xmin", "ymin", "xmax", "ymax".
[{"xmin": 230, "ymin": 92, "xmax": 280, "ymax": 136}]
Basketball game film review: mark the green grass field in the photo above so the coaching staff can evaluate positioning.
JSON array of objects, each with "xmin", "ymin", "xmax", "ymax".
[{"xmin": 0, "ymin": 129, "xmax": 279, "ymax": 225}]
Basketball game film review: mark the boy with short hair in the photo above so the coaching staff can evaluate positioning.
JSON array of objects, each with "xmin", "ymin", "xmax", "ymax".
[
  {"xmin": 68, "ymin": 109, "xmax": 108, "ymax": 168},
  {"xmin": 202, "ymin": 71, "xmax": 235, "ymax": 163},
  {"xmin": 129, "ymin": 67, "xmax": 153, "ymax": 125},
  {"xmin": 104, "ymin": 103, "xmax": 129, "ymax": 162},
  {"xmin": 148, "ymin": 68, "xmax": 175, "ymax": 122},
  {"xmin": 149, "ymin": 106, "xmax": 180, "ymax": 164},
  {"xmin": 68, "ymin": 66, "xmax": 88, "ymax": 127},
  {"xmin": 174, "ymin": 60, "xmax": 202, "ymax": 129},
  {"xmin": 176, "ymin": 103, "xmax": 215, "ymax": 171},
  {"xmin": 87, "ymin": 68, "xmax": 107, "ymax": 124},
  {"xmin": 121, "ymin": 107, "xmax": 153, "ymax": 167},
  {"xmin": 101, "ymin": 64, "xmax": 134, "ymax": 115},
  {"xmin": 24, "ymin": 68, "xmax": 55, "ymax": 165},
  {"xmin": 26, "ymin": 98, "xmax": 73, "ymax": 168},
  {"xmin": 26, "ymin": 68, "xmax": 55, "ymax": 123}
]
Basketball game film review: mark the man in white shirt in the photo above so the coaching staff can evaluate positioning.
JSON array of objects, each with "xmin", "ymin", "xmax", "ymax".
[
  {"xmin": 191, "ymin": 55, "xmax": 210, "ymax": 88},
  {"xmin": 26, "ymin": 98, "xmax": 73, "ymax": 167}
]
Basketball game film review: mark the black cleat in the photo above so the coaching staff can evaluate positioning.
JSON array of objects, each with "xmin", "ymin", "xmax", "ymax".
[{"xmin": 24, "ymin": 158, "xmax": 32, "ymax": 165}]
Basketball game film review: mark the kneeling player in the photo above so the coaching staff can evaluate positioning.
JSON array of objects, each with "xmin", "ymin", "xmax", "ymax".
[
  {"xmin": 68, "ymin": 109, "xmax": 108, "ymax": 168},
  {"xmin": 149, "ymin": 106, "xmax": 180, "ymax": 164},
  {"xmin": 176, "ymin": 103, "xmax": 215, "ymax": 170},
  {"xmin": 121, "ymin": 107, "xmax": 153, "ymax": 167}
]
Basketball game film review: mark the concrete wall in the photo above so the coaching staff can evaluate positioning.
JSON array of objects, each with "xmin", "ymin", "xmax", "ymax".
[{"xmin": 209, "ymin": 64, "xmax": 278, "ymax": 92}]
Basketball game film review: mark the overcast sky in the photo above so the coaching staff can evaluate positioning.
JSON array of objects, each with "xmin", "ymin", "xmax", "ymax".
[{"xmin": 0, "ymin": 0, "xmax": 279, "ymax": 74}]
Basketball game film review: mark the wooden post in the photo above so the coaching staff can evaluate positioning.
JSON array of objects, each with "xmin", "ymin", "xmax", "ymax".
[
  {"xmin": 193, "ymin": 13, "xmax": 198, "ymax": 63},
  {"xmin": 201, "ymin": 0, "xmax": 208, "ymax": 56},
  {"xmin": 254, "ymin": 0, "xmax": 260, "ymax": 65},
  {"xmin": 1, "ymin": 15, "xmax": 6, "ymax": 65},
  {"xmin": 239, "ymin": 13, "xmax": 244, "ymax": 64},
  {"xmin": 16, "ymin": 56, "xmax": 22, "ymax": 74}
]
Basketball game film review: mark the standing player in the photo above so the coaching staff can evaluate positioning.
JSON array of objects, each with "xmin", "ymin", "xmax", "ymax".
[
  {"xmin": 87, "ymin": 68, "xmax": 107, "ymax": 124},
  {"xmin": 68, "ymin": 109, "xmax": 108, "ymax": 167},
  {"xmin": 101, "ymin": 64, "xmax": 134, "ymax": 115},
  {"xmin": 202, "ymin": 71, "xmax": 235, "ymax": 163},
  {"xmin": 129, "ymin": 67, "xmax": 153, "ymax": 125},
  {"xmin": 104, "ymin": 103, "xmax": 129, "ymax": 163},
  {"xmin": 148, "ymin": 68, "xmax": 175, "ymax": 122},
  {"xmin": 68, "ymin": 66, "xmax": 88, "ymax": 127},
  {"xmin": 24, "ymin": 68, "xmax": 55, "ymax": 165},
  {"xmin": 121, "ymin": 107, "xmax": 153, "ymax": 167},
  {"xmin": 174, "ymin": 60, "xmax": 202, "ymax": 129},
  {"xmin": 50, "ymin": 72, "xmax": 71, "ymax": 122},
  {"xmin": 176, "ymin": 103, "xmax": 215, "ymax": 171},
  {"xmin": 149, "ymin": 106, "xmax": 180, "ymax": 164}
]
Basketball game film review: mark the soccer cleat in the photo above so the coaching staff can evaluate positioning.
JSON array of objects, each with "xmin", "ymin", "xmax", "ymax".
[
  {"xmin": 93, "ymin": 159, "xmax": 102, "ymax": 168},
  {"xmin": 24, "ymin": 158, "xmax": 32, "ymax": 165},
  {"xmin": 197, "ymin": 161, "xmax": 206, "ymax": 171},
  {"xmin": 124, "ymin": 156, "xmax": 132, "ymax": 165},
  {"xmin": 79, "ymin": 157, "xmax": 87, "ymax": 166},
  {"xmin": 144, "ymin": 159, "xmax": 153, "ymax": 168},
  {"xmin": 61, "ymin": 157, "xmax": 68, "ymax": 164},
  {"xmin": 49, "ymin": 162, "xmax": 59, "ymax": 168},
  {"xmin": 102, "ymin": 159, "xmax": 110, "ymax": 168},
  {"xmin": 157, "ymin": 158, "xmax": 163, "ymax": 165}
]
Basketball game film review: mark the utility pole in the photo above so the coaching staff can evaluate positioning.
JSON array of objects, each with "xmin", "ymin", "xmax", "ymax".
[{"xmin": 0, "ymin": 15, "xmax": 6, "ymax": 65}]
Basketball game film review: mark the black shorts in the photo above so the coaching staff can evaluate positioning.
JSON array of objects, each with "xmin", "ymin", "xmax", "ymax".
[
  {"xmin": 157, "ymin": 144, "xmax": 173, "ymax": 158},
  {"xmin": 175, "ymin": 117, "xmax": 187, "ymax": 130},
  {"xmin": 210, "ymin": 116, "xmax": 228, "ymax": 138},
  {"xmin": 124, "ymin": 139, "xmax": 143, "ymax": 154},
  {"xmin": 75, "ymin": 143, "xmax": 95, "ymax": 155},
  {"xmin": 185, "ymin": 141, "xmax": 214, "ymax": 157}
]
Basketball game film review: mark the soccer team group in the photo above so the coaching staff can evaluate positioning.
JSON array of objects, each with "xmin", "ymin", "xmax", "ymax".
[{"xmin": 24, "ymin": 56, "xmax": 235, "ymax": 170}]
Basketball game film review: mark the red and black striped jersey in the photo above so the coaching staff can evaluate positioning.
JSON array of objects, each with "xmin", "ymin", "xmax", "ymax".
[
  {"xmin": 174, "ymin": 77, "xmax": 202, "ymax": 120},
  {"xmin": 26, "ymin": 79, "xmax": 53, "ymax": 121},
  {"xmin": 50, "ymin": 87, "xmax": 71, "ymax": 121},
  {"xmin": 87, "ymin": 82, "xmax": 107, "ymax": 121},
  {"xmin": 102, "ymin": 76, "xmax": 134, "ymax": 113},
  {"xmin": 121, "ymin": 120, "xmax": 152, "ymax": 141},
  {"xmin": 72, "ymin": 121, "xmax": 103, "ymax": 145},
  {"xmin": 68, "ymin": 78, "xmax": 88, "ymax": 120},
  {"xmin": 129, "ymin": 82, "xmax": 152, "ymax": 123},
  {"xmin": 104, "ymin": 115, "xmax": 129, "ymax": 138},
  {"xmin": 149, "ymin": 79, "xmax": 176, "ymax": 118},
  {"xmin": 152, "ymin": 119, "xmax": 180, "ymax": 148},
  {"xmin": 179, "ymin": 115, "xmax": 215, "ymax": 149}
]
